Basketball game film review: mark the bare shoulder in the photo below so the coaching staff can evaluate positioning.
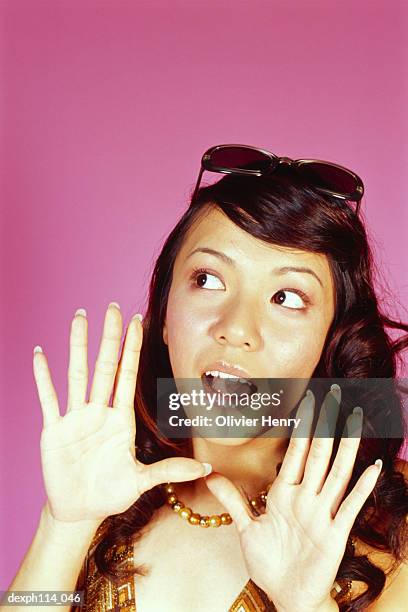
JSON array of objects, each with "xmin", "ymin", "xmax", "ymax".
[
  {"xmin": 363, "ymin": 559, "xmax": 408, "ymax": 611},
  {"xmin": 350, "ymin": 457, "xmax": 408, "ymax": 610}
]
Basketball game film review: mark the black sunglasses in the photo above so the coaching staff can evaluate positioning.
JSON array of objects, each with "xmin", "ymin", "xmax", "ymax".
[{"xmin": 191, "ymin": 144, "xmax": 365, "ymax": 216}]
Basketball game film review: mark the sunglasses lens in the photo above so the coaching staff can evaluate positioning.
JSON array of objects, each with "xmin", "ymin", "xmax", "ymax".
[
  {"xmin": 298, "ymin": 162, "xmax": 357, "ymax": 197},
  {"xmin": 209, "ymin": 146, "xmax": 272, "ymax": 172}
]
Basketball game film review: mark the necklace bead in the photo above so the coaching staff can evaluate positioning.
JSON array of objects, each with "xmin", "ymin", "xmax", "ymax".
[
  {"xmin": 164, "ymin": 482, "xmax": 270, "ymax": 526},
  {"xmin": 200, "ymin": 516, "xmax": 210, "ymax": 527},
  {"xmin": 188, "ymin": 513, "xmax": 201, "ymax": 525}
]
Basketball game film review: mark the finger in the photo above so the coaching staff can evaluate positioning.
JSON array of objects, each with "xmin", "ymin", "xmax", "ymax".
[
  {"xmin": 276, "ymin": 389, "xmax": 315, "ymax": 486},
  {"xmin": 89, "ymin": 303, "xmax": 122, "ymax": 406},
  {"xmin": 67, "ymin": 309, "xmax": 88, "ymax": 412},
  {"xmin": 141, "ymin": 457, "xmax": 212, "ymax": 492},
  {"xmin": 33, "ymin": 346, "xmax": 61, "ymax": 427},
  {"xmin": 301, "ymin": 385, "xmax": 341, "ymax": 493},
  {"xmin": 112, "ymin": 314, "xmax": 143, "ymax": 410},
  {"xmin": 205, "ymin": 473, "xmax": 253, "ymax": 533},
  {"xmin": 334, "ymin": 459, "xmax": 382, "ymax": 535},
  {"xmin": 320, "ymin": 407, "xmax": 363, "ymax": 517}
]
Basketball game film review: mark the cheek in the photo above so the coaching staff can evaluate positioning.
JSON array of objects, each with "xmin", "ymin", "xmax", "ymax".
[
  {"xmin": 165, "ymin": 291, "xmax": 208, "ymax": 374},
  {"xmin": 268, "ymin": 321, "xmax": 328, "ymax": 377}
]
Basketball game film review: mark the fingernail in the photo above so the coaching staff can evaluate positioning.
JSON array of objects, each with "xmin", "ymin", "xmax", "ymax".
[
  {"xmin": 304, "ymin": 389, "xmax": 315, "ymax": 405},
  {"xmin": 109, "ymin": 302, "xmax": 120, "ymax": 309},
  {"xmin": 375, "ymin": 459, "xmax": 383, "ymax": 471},
  {"xmin": 33, "ymin": 345, "xmax": 43, "ymax": 354},
  {"xmin": 75, "ymin": 308, "xmax": 87, "ymax": 317},
  {"xmin": 330, "ymin": 384, "xmax": 341, "ymax": 404},
  {"xmin": 353, "ymin": 406, "xmax": 363, "ymax": 417},
  {"xmin": 132, "ymin": 313, "xmax": 143, "ymax": 322},
  {"xmin": 202, "ymin": 462, "xmax": 212, "ymax": 476}
]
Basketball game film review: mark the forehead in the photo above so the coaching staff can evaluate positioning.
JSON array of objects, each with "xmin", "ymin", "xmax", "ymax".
[{"xmin": 176, "ymin": 205, "xmax": 332, "ymax": 281}]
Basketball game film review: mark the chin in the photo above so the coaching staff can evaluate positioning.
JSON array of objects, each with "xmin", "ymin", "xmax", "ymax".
[{"xmin": 199, "ymin": 436, "xmax": 255, "ymax": 447}]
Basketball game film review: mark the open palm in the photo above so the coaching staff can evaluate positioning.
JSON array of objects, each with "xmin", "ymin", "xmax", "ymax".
[
  {"xmin": 34, "ymin": 304, "xmax": 209, "ymax": 524},
  {"xmin": 206, "ymin": 387, "xmax": 381, "ymax": 612}
]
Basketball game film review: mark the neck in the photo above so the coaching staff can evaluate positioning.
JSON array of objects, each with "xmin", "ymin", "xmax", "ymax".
[{"xmin": 174, "ymin": 436, "xmax": 290, "ymax": 510}]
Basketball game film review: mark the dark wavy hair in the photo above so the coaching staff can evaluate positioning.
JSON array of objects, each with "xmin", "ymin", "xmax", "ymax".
[{"xmin": 79, "ymin": 166, "xmax": 408, "ymax": 610}]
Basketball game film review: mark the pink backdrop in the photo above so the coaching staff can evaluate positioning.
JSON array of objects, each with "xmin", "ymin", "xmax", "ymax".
[{"xmin": 1, "ymin": 0, "xmax": 407, "ymax": 587}]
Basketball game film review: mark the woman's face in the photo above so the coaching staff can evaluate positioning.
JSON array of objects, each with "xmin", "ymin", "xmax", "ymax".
[
  {"xmin": 162, "ymin": 204, "xmax": 335, "ymax": 438},
  {"xmin": 164, "ymin": 203, "xmax": 335, "ymax": 375}
]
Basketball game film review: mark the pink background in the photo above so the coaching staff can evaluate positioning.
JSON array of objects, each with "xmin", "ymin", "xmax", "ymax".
[{"xmin": 1, "ymin": 0, "xmax": 407, "ymax": 587}]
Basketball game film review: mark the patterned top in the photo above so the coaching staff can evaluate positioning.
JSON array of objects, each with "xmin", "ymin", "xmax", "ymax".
[{"xmin": 72, "ymin": 521, "xmax": 352, "ymax": 612}]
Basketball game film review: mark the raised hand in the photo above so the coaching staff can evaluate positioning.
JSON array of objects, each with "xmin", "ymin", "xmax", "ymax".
[
  {"xmin": 205, "ymin": 386, "xmax": 381, "ymax": 612},
  {"xmin": 33, "ymin": 303, "xmax": 210, "ymax": 524}
]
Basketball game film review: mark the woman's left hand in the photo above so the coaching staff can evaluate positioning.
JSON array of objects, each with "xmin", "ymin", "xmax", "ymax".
[{"xmin": 205, "ymin": 385, "xmax": 382, "ymax": 612}]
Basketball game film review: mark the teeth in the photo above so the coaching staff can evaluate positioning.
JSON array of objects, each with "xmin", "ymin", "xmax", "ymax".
[
  {"xmin": 204, "ymin": 370, "xmax": 240, "ymax": 379},
  {"xmin": 204, "ymin": 370, "xmax": 250, "ymax": 384}
]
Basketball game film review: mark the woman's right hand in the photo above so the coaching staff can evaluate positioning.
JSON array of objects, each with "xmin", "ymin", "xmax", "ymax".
[{"xmin": 33, "ymin": 303, "xmax": 210, "ymax": 524}]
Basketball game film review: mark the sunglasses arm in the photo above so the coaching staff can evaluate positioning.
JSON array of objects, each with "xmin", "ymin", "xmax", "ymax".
[{"xmin": 191, "ymin": 166, "xmax": 205, "ymax": 204}]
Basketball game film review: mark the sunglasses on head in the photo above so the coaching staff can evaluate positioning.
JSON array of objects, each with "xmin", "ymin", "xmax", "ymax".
[{"xmin": 191, "ymin": 144, "xmax": 365, "ymax": 216}]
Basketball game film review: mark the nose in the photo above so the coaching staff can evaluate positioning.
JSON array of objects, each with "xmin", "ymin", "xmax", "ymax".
[{"xmin": 212, "ymin": 301, "xmax": 263, "ymax": 351}]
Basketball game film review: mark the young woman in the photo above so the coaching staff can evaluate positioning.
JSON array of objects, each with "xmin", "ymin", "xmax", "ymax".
[{"xmin": 9, "ymin": 145, "xmax": 408, "ymax": 611}]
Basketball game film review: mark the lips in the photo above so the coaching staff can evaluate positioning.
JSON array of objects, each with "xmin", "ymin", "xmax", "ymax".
[
  {"xmin": 202, "ymin": 373, "xmax": 258, "ymax": 397},
  {"xmin": 200, "ymin": 360, "xmax": 253, "ymax": 380},
  {"xmin": 200, "ymin": 360, "xmax": 258, "ymax": 396}
]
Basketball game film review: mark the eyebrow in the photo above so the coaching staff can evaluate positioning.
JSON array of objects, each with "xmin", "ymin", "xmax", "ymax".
[{"xmin": 186, "ymin": 247, "xmax": 324, "ymax": 288}]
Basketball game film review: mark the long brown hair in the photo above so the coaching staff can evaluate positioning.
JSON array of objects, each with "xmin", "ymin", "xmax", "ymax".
[{"xmin": 92, "ymin": 166, "xmax": 408, "ymax": 610}]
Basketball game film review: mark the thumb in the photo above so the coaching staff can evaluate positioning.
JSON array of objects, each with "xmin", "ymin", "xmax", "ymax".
[
  {"xmin": 205, "ymin": 472, "xmax": 253, "ymax": 533},
  {"xmin": 141, "ymin": 457, "xmax": 211, "ymax": 491}
]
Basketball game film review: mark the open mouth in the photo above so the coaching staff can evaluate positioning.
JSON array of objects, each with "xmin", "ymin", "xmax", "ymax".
[{"xmin": 201, "ymin": 373, "xmax": 258, "ymax": 398}]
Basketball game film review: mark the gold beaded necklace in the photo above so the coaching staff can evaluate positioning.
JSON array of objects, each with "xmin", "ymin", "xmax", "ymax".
[{"xmin": 163, "ymin": 482, "xmax": 273, "ymax": 527}]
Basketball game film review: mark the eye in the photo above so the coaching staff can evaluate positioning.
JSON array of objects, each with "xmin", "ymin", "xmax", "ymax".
[
  {"xmin": 190, "ymin": 267, "xmax": 224, "ymax": 290},
  {"xmin": 271, "ymin": 289, "xmax": 309, "ymax": 310}
]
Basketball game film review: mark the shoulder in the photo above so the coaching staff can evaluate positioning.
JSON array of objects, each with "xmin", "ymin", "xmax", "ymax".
[
  {"xmin": 363, "ymin": 560, "xmax": 408, "ymax": 611},
  {"xmin": 349, "ymin": 541, "xmax": 408, "ymax": 610},
  {"xmin": 350, "ymin": 457, "xmax": 408, "ymax": 610}
]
